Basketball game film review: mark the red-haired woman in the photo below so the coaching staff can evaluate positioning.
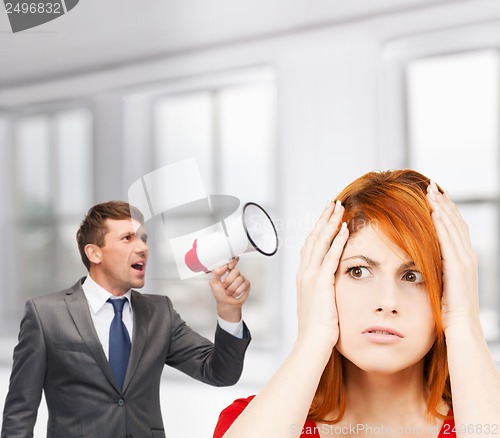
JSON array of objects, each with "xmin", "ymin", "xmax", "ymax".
[{"xmin": 214, "ymin": 170, "xmax": 500, "ymax": 438}]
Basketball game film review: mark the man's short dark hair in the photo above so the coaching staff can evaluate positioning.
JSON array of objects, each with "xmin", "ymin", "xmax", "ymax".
[{"xmin": 76, "ymin": 201, "xmax": 144, "ymax": 270}]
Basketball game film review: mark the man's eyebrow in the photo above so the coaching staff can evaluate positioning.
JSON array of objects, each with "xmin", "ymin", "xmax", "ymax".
[
  {"xmin": 120, "ymin": 230, "xmax": 138, "ymax": 238},
  {"xmin": 341, "ymin": 255, "xmax": 380, "ymax": 266}
]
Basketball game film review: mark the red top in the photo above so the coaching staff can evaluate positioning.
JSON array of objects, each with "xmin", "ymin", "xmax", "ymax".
[{"xmin": 213, "ymin": 396, "xmax": 456, "ymax": 438}]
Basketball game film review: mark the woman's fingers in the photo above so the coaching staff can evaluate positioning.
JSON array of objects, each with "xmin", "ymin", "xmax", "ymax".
[
  {"xmin": 296, "ymin": 200, "xmax": 348, "ymax": 347},
  {"xmin": 320, "ymin": 221, "xmax": 349, "ymax": 285},
  {"xmin": 300, "ymin": 200, "xmax": 345, "ymax": 272},
  {"xmin": 426, "ymin": 181, "xmax": 480, "ymax": 329},
  {"xmin": 308, "ymin": 201, "xmax": 345, "ymax": 270},
  {"xmin": 300, "ymin": 200, "xmax": 336, "ymax": 267},
  {"xmin": 427, "ymin": 182, "xmax": 471, "ymax": 259}
]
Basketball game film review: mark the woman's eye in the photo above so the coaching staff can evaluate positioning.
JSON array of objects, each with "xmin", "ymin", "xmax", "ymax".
[
  {"xmin": 402, "ymin": 270, "xmax": 424, "ymax": 284},
  {"xmin": 347, "ymin": 266, "xmax": 370, "ymax": 279}
]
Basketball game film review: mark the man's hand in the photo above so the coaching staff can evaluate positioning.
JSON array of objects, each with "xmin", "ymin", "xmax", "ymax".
[{"xmin": 209, "ymin": 258, "xmax": 250, "ymax": 322}]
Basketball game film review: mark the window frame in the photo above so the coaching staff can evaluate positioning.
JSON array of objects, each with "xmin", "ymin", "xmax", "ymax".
[
  {"xmin": 378, "ymin": 21, "xmax": 500, "ymax": 347},
  {"xmin": 122, "ymin": 67, "xmax": 282, "ymax": 361},
  {"xmin": 1, "ymin": 102, "xmax": 94, "ymax": 328}
]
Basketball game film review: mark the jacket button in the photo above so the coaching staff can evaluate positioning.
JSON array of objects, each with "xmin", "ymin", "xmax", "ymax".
[{"xmin": 117, "ymin": 398, "xmax": 125, "ymax": 406}]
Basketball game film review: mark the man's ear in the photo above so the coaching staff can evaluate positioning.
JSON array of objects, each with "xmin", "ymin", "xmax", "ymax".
[{"xmin": 85, "ymin": 244, "xmax": 102, "ymax": 265}]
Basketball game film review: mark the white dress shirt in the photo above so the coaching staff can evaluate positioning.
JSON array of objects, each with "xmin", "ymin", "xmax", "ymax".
[
  {"xmin": 82, "ymin": 276, "xmax": 134, "ymax": 360},
  {"xmin": 82, "ymin": 276, "xmax": 244, "ymax": 359}
]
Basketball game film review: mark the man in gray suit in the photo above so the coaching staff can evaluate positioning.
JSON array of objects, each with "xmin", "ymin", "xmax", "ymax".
[{"xmin": 2, "ymin": 201, "xmax": 251, "ymax": 438}]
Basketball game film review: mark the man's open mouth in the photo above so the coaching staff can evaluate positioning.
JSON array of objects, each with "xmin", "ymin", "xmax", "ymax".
[{"xmin": 131, "ymin": 262, "xmax": 145, "ymax": 271}]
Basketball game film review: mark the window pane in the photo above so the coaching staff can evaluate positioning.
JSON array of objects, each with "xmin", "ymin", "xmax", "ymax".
[
  {"xmin": 218, "ymin": 82, "xmax": 276, "ymax": 204},
  {"xmin": 407, "ymin": 50, "xmax": 499, "ymax": 198},
  {"xmin": 217, "ymin": 82, "xmax": 279, "ymax": 348},
  {"xmin": 17, "ymin": 225, "xmax": 54, "ymax": 298},
  {"xmin": 55, "ymin": 109, "xmax": 93, "ymax": 216},
  {"xmin": 16, "ymin": 116, "xmax": 51, "ymax": 218},
  {"xmin": 55, "ymin": 222, "xmax": 87, "ymax": 288},
  {"xmin": 155, "ymin": 93, "xmax": 213, "ymax": 190},
  {"xmin": 152, "ymin": 76, "xmax": 279, "ymax": 351},
  {"xmin": 13, "ymin": 108, "xmax": 94, "ymax": 307}
]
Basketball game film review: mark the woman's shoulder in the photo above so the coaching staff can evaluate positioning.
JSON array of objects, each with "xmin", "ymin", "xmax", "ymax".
[{"xmin": 213, "ymin": 395, "xmax": 319, "ymax": 438}]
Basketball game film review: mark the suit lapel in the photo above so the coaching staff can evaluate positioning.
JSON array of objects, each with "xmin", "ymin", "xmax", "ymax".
[
  {"xmin": 122, "ymin": 290, "xmax": 153, "ymax": 392},
  {"xmin": 64, "ymin": 280, "xmax": 120, "ymax": 392}
]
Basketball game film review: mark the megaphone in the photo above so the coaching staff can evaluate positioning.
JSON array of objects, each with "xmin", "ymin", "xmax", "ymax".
[
  {"xmin": 128, "ymin": 160, "xmax": 278, "ymax": 279},
  {"xmin": 184, "ymin": 202, "xmax": 278, "ymax": 274}
]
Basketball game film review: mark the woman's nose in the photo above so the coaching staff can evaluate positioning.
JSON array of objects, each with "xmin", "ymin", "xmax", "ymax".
[{"xmin": 374, "ymin": 280, "xmax": 399, "ymax": 315}]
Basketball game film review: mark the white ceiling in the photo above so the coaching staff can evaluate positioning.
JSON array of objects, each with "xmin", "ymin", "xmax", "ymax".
[{"xmin": 0, "ymin": 0, "xmax": 466, "ymax": 88}]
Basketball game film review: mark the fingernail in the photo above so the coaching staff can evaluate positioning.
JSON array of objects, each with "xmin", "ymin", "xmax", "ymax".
[
  {"xmin": 333, "ymin": 200, "xmax": 341, "ymax": 214},
  {"xmin": 339, "ymin": 222, "xmax": 348, "ymax": 234},
  {"xmin": 429, "ymin": 181, "xmax": 438, "ymax": 200}
]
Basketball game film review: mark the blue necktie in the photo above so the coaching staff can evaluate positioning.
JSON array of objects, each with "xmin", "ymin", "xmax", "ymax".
[{"xmin": 107, "ymin": 298, "xmax": 131, "ymax": 389}]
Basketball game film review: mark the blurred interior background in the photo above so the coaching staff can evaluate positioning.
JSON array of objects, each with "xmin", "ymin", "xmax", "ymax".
[{"xmin": 1, "ymin": 0, "xmax": 500, "ymax": 436}]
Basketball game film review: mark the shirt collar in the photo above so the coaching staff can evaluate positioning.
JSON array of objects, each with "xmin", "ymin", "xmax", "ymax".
[{"xmin": 82, "ymin": 275, "xmax": 132, "ymax": 314}]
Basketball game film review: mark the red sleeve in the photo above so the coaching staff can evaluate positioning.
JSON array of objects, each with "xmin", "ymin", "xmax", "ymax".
[
  {"xmin": 213, "ymin": 395, "xmax": 256, "ymax": 438},
  {"xmin": 215, "ymin": 400, "xmax": 453, "ymax": 438},
  {"xmin": 213, "ymin": 395, "xmax": 321, "ymax": 438}
]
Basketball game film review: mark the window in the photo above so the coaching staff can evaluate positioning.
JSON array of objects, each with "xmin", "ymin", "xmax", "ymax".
[
  {"xmin": 406, "ymin": 50, "xmax": 500, "ymax": 342},
  {"xmin": 134, "ymin": 72, "xmax": 279, "ymax": 348},
  {"xmin": 11, "ymin": 108, "xmax": 93, "ymax": 308}
]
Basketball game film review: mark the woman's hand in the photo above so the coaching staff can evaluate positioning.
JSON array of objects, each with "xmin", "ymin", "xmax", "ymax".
[
  {"xmin": 426, "ymin": 182, "xmax": 481, "ymax": 332},
  {"xmin": 217, "ymin": 202, "xmax": 350, "ymax": 438},
  {"xmin": 296, "ymin": 199, "xmax": 349, "ymax": 347},
  {"xmin": 428, "ymin": 183, "xmax": 500, "ymax": 435}
]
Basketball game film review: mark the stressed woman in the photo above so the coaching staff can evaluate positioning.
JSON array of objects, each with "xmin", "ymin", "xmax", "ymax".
[{"xmin": 213, "ymin": 170, "xmax": 500, "ymax": 438}]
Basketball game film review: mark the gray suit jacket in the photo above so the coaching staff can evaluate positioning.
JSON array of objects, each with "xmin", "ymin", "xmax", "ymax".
[{"xmin": 2, "ymin": 278, "xmax": 251, "ymax": 438}]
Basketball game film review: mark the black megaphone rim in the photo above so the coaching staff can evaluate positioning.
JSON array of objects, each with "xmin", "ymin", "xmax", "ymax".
[{"xmin": 241, "ymin": 202, "xmax": 278, "ymax": 256}]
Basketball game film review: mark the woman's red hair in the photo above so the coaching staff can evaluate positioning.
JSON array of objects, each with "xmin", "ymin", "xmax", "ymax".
[{"xmin": 308, "ymin": 169, "xmax": 452, "ymax": 423}]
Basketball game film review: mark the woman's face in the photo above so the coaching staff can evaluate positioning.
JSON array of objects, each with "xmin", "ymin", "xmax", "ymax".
[{"xmin": 335, "ymin": 224, "xmax": 436, "ymax": 375}]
